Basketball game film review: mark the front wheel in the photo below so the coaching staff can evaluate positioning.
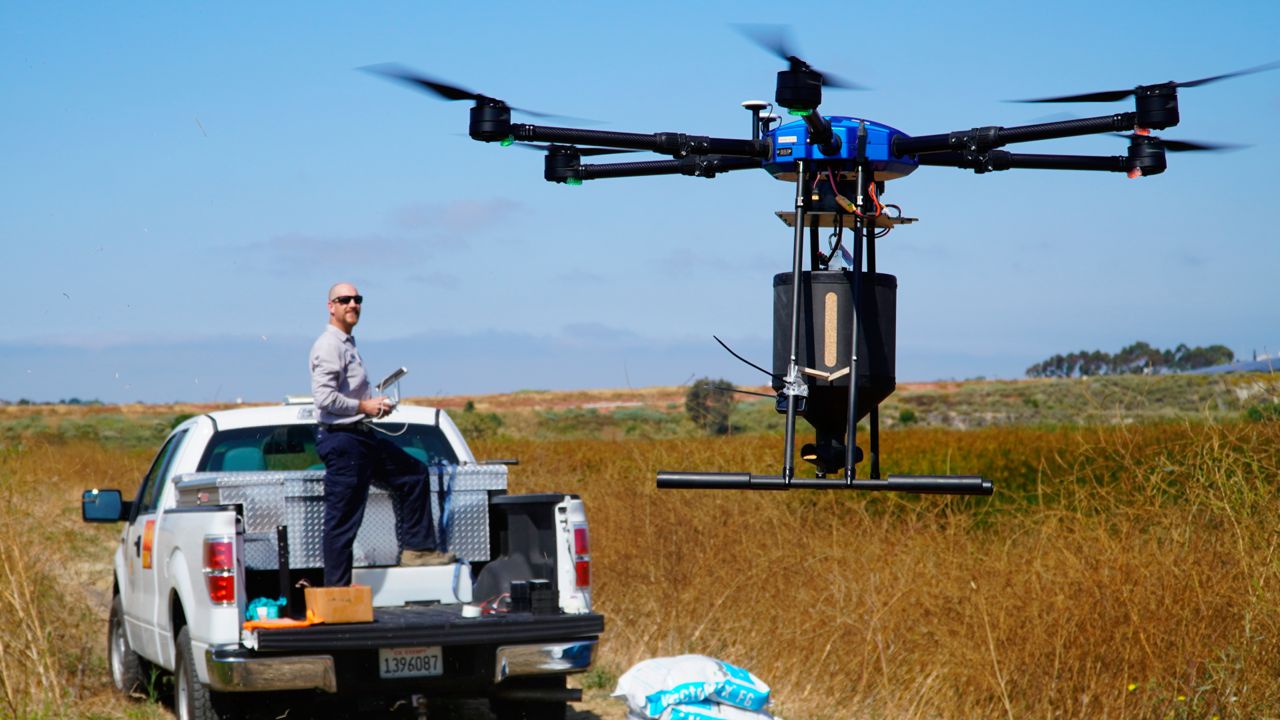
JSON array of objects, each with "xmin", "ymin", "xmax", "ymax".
[
  {"xmin": 108, "ymin": 595, "xmax": 147, "ymax": 697},
  {"xmin": 175, "ymin": 626, "xmax": 243, "ymax": 720}
]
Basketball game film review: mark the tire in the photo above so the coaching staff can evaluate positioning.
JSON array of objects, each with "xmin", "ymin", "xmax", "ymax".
[
  {"xmin": 108, "ymin": 595, "xmax": 147, "ymax": 697},
  {"xmin": 175, "ymin": 626, "xmax": 243, "ymax": 720}
]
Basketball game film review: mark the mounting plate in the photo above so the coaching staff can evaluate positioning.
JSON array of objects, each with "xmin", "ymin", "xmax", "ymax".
[{"xmin": 774, "ymin": 211, "xmax": 917, "ymax": 229}]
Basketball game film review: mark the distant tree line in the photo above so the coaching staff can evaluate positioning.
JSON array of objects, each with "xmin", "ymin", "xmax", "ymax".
[
  {"xmin": 0, "ymin": 397, "xmax": 103, "ymax": 406},
  {"xmin": 1026, "ymin": 341, "xmax": 1234, "ymax": 378}
]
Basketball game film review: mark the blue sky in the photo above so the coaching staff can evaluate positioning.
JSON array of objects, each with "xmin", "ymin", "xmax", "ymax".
[{"xmin": 2, "ymin": 1, "xmax": 1278, "ymax": 403}]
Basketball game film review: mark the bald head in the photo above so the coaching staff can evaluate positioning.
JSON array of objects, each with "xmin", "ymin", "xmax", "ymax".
[
  {"xmin": 328, "ymin": 282, "xmax": 356, "ymax": 301},
  {"xmin": 327, "ymin": 282, "xmax": 362, "ymax": 334}
]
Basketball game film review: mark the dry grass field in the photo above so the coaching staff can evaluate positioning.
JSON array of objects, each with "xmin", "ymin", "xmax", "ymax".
[
  {"xmin": 483, "ymin": 422, "xmax": 1280, "ymax": 719},
  {"xmin": 1, "ymin": 391, "xmax": 1278, "ymax": 718}
]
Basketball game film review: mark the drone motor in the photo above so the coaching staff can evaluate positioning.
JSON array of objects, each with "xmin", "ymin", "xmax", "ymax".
[{"xmin": 470, "ymin": 101, "xmax": 512, "ymax": 143}]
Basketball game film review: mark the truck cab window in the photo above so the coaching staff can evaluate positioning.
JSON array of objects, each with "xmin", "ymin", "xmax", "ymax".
[
  {"xmin": 198, "ymin": 423, "xmax": 459, "ymax": 472},
  {"xmin": 133, "ymin": 429, "xmax": 188, "ymax": 520}
]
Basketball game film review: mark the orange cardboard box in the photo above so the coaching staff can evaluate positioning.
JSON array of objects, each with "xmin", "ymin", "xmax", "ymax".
[{"xmin": 304, "ymin": 585, "xmax": 373, "ymax": 624}]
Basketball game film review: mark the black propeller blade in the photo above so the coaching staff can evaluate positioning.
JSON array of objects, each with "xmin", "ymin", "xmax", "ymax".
[
  {"xmin": 1014, "ymin": 60, "xmax": 1280, "ymax": 103},
  {"xmin": 1111, "ymin": 133, "xmax": 1246, "ymax": 153},
  {"xmin": 361, "ymin": 63, "xmax": 569, "ymax": 120},
  {"xmin": 733, "ymin": 24, "xmax": 866, "ymax": 90}
]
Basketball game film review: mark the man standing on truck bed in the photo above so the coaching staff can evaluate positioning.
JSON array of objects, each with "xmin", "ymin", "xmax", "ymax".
[{"xmin": 310, "ymin": 282, "xmax": 454, "ymax": 586}]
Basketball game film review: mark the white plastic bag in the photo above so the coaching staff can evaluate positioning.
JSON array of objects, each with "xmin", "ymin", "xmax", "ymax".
[{"xmin": 613, "ymin": 655, "xmax": 772, "ymax": 718}]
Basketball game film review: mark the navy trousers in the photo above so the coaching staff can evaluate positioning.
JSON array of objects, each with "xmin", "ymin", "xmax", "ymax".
[{"xmin": 315, "ymin": 426, "xmax": 436, "ymax": 587}]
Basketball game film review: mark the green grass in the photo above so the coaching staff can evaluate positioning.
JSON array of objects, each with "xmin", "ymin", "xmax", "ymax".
[
  {"xmin": 476, "ymin": 373, "xmax": 1280, "ymax": 440},
  {"xmin": 0, "ymin": 412, "xmax": 184, "ymax": 451}
]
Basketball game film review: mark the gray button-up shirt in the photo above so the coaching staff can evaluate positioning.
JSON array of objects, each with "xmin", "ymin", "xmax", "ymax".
[{"xmin": 309, "ymin": 325, "xmax": 370, "ymax": 425}]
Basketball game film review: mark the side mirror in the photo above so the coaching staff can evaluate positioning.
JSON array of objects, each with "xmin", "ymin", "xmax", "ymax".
[{"xmin": 82, "ymin": 489, "xmax": 130, "ymax": 523}]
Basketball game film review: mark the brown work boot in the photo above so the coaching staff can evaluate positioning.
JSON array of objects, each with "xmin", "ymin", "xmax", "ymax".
[{"xmin": 401, "ymin": 549, "xmax": 456, "ymax": 567}]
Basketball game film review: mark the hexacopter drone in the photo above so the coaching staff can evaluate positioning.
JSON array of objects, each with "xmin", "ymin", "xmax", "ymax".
[{"xmin": 368, "ymin": 29, "xmax": 1276, "ymax": 498}]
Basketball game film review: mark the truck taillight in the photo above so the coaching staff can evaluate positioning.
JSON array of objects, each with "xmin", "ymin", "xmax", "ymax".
[
  {"xmin": 203, "ymin": 536, "xmax": 236, "ymax": 606},
  {"xmin": 572, "ymin": 524, "xmax": 590, "ymax": 589}
]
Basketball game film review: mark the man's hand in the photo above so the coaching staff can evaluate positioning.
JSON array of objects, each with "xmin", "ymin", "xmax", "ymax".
[{"xmin": 358, "ymin": 396, "xmax": 394, "ymax": 418}]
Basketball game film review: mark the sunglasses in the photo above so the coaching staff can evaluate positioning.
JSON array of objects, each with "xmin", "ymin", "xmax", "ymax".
[{"xmin": 331, "ymin": 295, "xmax": 364, "ymax": 305}]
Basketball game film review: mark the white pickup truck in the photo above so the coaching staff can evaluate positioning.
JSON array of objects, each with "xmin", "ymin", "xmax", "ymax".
[{"xmin": 83, "ymin": 399, "xmax": 604, "ymax": 720}]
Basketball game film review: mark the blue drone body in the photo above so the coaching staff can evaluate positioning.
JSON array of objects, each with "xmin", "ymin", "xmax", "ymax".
[{"xmin": 764, "ymin": 117, "xmax": 917, "ymax": 181}]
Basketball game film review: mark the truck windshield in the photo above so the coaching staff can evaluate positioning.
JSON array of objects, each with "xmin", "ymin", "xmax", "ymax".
[{"xmin": 197, "ymin": 423, "xmax": 459, "ymax": 472}]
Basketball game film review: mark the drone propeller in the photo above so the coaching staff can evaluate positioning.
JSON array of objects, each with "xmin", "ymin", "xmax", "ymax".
[
  {"xmin": 1111, "ymin": 133, "xmax": 1246, "ymax": 153},
  {"xmin": 733, "ymin": 24, "xmax": 866, "ymax": 90},
  {"xmin": 362, "ymin": 63, "xmax": 572, "ymax": 120},
  {"xmin": 1013, "ymin": 60, "xmax": 1280, "ymax": 103}
]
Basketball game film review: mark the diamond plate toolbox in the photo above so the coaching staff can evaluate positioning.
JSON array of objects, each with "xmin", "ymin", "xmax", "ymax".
[{"xmin": 174, "ymin": 465, "xmax": 507, "ymax": 570}]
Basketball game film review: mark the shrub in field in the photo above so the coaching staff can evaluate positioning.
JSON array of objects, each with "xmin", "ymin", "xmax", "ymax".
[
  {"xmin": 613, "ymin": 407, "xmax": 686, "ymax": 438},
  {"xmin": 452, "ymin": 400, "xmax": 504, "ymax": 439},
  {"xmin": 1244, "ymin": 400, "xmax": 1280, "ymax": 422},
  {"xmin": 534, "ymin": 408, "xmax": 615, "ymax": 438},
  {"xmin": 686, "ymin": 378, "xmax": 734, "ymax": 435}
]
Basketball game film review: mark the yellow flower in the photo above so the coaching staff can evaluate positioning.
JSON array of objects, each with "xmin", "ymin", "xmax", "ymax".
[
  {"xmin": 1176, "ymin": 695, "xmax": 1186, "ymax": 702},
  {"xmin": 1127, "ymin": 683, "xmax": 1137, "ymax": 692}
]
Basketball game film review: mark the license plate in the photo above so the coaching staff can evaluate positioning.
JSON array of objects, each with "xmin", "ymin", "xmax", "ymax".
[{"xmin": 378, "ymin": 646, "xmax": 443, "ymax": 679}]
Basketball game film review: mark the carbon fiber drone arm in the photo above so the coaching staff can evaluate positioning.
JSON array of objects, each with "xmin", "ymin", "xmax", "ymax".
[
  {"xmin": 509, "ymin": 123, "xmax": 768, "ymax": 159},
  {"xmin": 894, "ymin": 112, "xmax": 1138, "ymax": 156},
  {"xmin": 575, "ymin": 155, "xmax": 763, "ymax": 181},
  {"xmin": 915, "ymin": 150, "xmax": 1132, "ymax": 174}
]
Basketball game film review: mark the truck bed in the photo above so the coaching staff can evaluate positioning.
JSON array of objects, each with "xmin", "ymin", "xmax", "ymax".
[{"xmin": 252, "ymin": 606, "xmax": 605, "ymax": 652}]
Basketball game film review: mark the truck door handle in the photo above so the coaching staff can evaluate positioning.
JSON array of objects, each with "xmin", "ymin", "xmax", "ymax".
[{"xmin": 133, "ymin": 535, "xmax": 141, "ymax": 557}]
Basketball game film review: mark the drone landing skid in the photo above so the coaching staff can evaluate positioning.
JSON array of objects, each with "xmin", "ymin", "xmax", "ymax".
[{"xmin": 656, "ymin": 472, "xmax": 992, "ymax": 494}]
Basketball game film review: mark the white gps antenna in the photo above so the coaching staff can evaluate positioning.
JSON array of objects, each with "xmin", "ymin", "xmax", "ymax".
[{"xmin": 741, "ymin": 99, "xmax": 770, "ymax": 140}]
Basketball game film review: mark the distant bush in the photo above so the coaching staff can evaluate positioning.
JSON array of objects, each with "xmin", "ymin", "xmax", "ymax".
[
  {"xmin": 685, "ymin": 378, "xmax": 734, "ymax": 435},
  {"xmin": 452, "ymin": 402, "xmax": 504, "ymax": 440},
  {"xmin": 898, "ymin": 408, "xmax": 918, "ymax": 425},
  {"xmin": 1245, "ymin": 401, "xmax": 1280, "ymax": 423},
  {"xmin": 533, "ymin": 408, "xmax": 614, "ymax": 438},
  {"xmin": 729, "ymin": 398, "xmax": 783, "ymax": 434},
  {"xmin": 613, "ymin": 407, "xmax": 685, "ymax": 438},
  {"xmin": 1, "ymin": 415, "xmax": 50, "ymax": 437}
]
